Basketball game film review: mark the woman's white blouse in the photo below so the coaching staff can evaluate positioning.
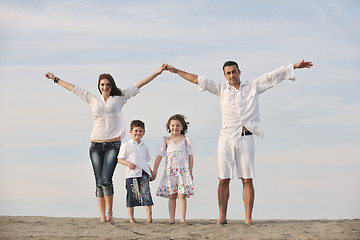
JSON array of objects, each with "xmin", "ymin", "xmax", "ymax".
[{"xmin": 72, "ymin": 85, "xmax": 140, "ymax": 141}]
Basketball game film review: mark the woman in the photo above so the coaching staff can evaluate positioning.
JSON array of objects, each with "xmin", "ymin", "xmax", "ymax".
[{"xmin": 45, "ymin": 64, "xmax": 166, "ymax": 223}]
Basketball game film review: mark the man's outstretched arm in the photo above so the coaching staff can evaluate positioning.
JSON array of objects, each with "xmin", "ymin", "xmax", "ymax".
[
  {"xmin": 294, "ymin": 59, "xmax": 313, "ymax": 69},
  {"xmin": 165, "ymin": 64, "xmax": 199, "ymax": 84}
]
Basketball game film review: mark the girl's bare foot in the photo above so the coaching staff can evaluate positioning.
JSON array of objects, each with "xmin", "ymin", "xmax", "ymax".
[{"xmin": 245, "ymin": 218, "xmax": 252, "ymax": 226}]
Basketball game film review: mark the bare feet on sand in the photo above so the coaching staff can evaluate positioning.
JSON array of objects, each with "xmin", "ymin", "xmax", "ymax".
[
  {"xmin": 106, "ymin": 216, "xmax": 114, "ymax": 225},
  {"xmin": 245, "ymin": 217, "xmax": 252, "ymax": 226},
  {"xmin": 217, "ymin": 219, "xmax": 228, "ymax": 225}
]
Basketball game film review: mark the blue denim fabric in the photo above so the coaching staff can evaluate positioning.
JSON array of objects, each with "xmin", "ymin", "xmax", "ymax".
[
  {"xmin": 126, "ymin": 171, "xmax": 154, "ymax": 207},
  {"xmin": 89, "ymin": 141, "xmax": 121, "ymax": 197}
]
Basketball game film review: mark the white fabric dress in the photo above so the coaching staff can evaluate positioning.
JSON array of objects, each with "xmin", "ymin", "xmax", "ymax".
[{"xmin": 156, "ymin": 136, "xmax": 195, "ymax": 198}]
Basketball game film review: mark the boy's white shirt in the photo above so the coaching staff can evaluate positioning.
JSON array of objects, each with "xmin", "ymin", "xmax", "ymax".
[{"xmin": 118, "ymin": 138, "xmax": 152, "ymax": 178}]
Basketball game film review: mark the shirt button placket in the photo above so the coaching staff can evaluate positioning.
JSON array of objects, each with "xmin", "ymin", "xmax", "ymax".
[{"xmin": 238, "ymin": 91, "xmax": 242, "ymax": 128}]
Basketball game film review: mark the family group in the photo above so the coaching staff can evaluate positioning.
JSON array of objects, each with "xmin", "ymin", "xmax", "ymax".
[{"xmin": 45, "ymin": 59, "xmax": 312, "ymax": 226}]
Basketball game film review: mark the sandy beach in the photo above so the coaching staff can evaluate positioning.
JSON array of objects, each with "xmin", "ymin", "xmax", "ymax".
[{"xmin": 0, "ymin": 216, "xmax": 359, "ymax": 240}]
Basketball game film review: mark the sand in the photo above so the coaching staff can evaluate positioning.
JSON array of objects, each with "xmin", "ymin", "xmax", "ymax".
[{"xmin": 0, "ymin": 216, "xmax": 359, "ymax": 240}]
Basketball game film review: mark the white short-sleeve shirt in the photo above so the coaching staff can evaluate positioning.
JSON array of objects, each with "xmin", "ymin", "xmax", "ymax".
[{"xmin": 118, "ymin": 139, "xmax": 152, "ymax": 178}]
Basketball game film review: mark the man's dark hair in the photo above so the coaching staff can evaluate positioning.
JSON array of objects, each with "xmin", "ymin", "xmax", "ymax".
[{"xmin": 223, "ymin": 61, "xmax": 240, "ymax": 72}]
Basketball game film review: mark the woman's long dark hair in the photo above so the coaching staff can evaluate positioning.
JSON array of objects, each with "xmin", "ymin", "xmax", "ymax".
[{"xmin": 98, "ymin": 73, "xmax": 123, "ymax": 96}]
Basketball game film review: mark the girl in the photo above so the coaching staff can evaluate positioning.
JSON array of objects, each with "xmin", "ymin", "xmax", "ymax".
[
  {"xmin": 151, "ymin": 114, "xmax": 195, "ymax": 224},
  {"xmin": 44, "ymin": 64, "xmax": 166, "ymax": 224}
]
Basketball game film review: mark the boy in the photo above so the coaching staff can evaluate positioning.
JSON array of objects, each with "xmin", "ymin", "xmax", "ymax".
[{"xmin": 118, "ymin": 120, "xmax": 154, "ymax": 223}]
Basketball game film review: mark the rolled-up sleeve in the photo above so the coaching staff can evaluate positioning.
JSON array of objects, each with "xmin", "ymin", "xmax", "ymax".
[
  {"xmin": 255, "ymin": 64, "xmax": 295, "ymax": 94},
  {"xmin": 198, "ymin": 76, "xmax": 221, "ymax": 96},
  {"xmin": 72, "ymin": 86, "xmax": 95, "ymax": 104},
  {"xmin": 122, "ymin": 84, "xmax": 140, "ymax": 100}
]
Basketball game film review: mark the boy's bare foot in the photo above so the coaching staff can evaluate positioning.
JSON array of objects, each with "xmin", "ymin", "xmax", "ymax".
[{"xmin": 180, "ymin": 221, "xmax": 190, "ymax": 225}]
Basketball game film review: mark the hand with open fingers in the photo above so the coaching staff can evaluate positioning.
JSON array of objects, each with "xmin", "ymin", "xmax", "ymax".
[{"xmin": 294, "ymin": 60, "xmax": 313, "ymax": 69}]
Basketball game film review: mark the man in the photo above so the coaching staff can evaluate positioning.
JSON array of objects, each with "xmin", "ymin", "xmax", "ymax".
[{"xmin": 165, "ymin": 60, "xmax": 313, "ymax": 225}]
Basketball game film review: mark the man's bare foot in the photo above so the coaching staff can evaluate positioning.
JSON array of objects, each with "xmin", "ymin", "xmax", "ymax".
[
  {"xmin": 129, "ymin": 218, "xmax": 136, "ymax": 224},
  {"xmin": 147, "ymin": 218, "xmax": 153, "ymax": 223},
  {"xmin": 217, "ymin": 219, "xmax": 228, "ymax": 225}
]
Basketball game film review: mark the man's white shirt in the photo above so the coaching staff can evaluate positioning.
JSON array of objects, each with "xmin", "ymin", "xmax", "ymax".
[{"xmin": 197, "ymin": 64, "xmax": 295, "ymax": 138}]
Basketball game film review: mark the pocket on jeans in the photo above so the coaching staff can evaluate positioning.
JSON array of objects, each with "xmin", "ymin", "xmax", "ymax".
[
  {"xmin": 113, "ymin": 141, "xmax": 121, "ymax": 148},
  {"xmin": 90, "ymin": 142, "xmax": 97, "ymax": 150}
]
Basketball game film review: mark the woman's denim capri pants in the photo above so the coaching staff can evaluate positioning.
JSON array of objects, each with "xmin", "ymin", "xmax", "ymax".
[{"xmin": 89, "ymin": 141, "xmax": 121, "ymax": 197}]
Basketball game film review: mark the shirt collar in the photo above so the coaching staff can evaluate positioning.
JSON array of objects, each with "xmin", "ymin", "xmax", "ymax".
[
  {"xmin": 227, "ymin": 81, "xmax": 246, "ymax": 90},
  {"xmin": 129, "ymin": 138, "xmax": 143, "ymax": 146}
]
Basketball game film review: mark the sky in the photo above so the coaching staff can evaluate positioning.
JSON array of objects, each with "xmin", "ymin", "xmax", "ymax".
[{"xmin": 0, "ymin": 0, "xmax": 359, "ymax": 221}]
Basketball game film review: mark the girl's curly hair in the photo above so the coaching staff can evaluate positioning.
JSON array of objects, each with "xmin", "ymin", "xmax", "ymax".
[{"xmin": 166, "ymin": 114, "xmax": 189, "ymax": 135}]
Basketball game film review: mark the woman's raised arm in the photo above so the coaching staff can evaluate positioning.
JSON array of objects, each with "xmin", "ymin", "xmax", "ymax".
[
  {"xmin": 45, "ymin": 72, "xmax": 75, "ymax": 91},
  {"xmin": 135, "ymin": 64, "xmax": 166, "ymax": 89}
]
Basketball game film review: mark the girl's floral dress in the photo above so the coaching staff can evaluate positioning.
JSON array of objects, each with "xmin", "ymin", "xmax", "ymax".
[{"xmin": 156, "ymin": 136, "xmax": 195, "ymax": 198}]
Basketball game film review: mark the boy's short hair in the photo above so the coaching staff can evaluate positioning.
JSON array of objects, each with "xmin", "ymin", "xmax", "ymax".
[
  {"xmin": 223, "ymin": 61, "xmax": 240, "ymax": 72},
  {"xmin": 130, "ymin": 120, "xmax": 145, "ymax": 131}
]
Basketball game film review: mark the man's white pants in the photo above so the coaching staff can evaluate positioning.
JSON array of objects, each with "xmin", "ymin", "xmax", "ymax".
[{"xmin": 217, "ymin": 134, "xmax": 255, "ymax": 179}]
